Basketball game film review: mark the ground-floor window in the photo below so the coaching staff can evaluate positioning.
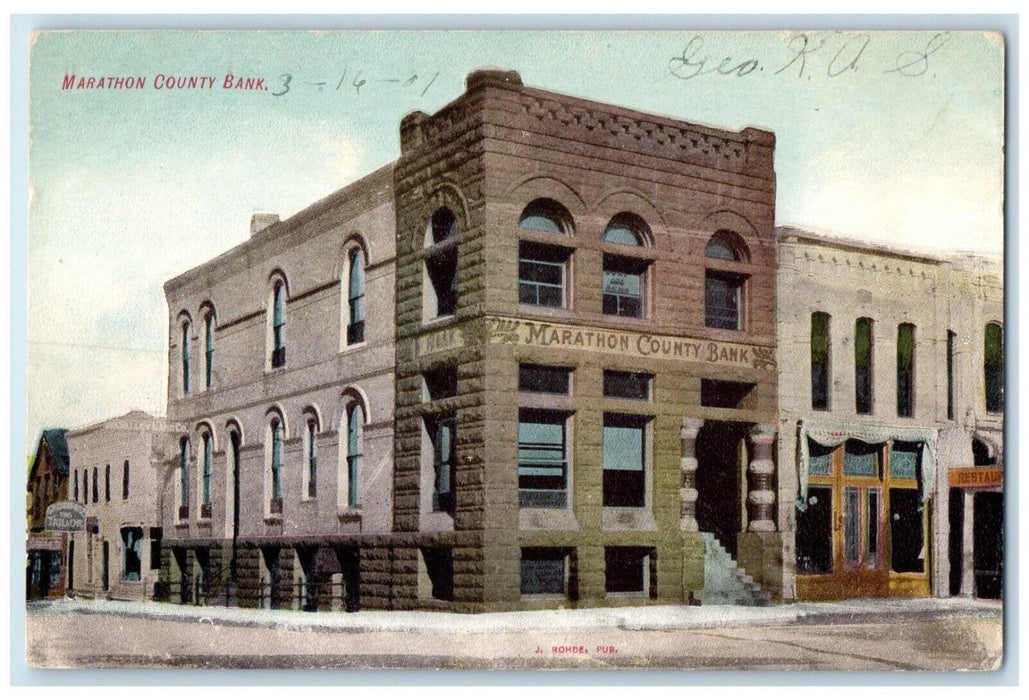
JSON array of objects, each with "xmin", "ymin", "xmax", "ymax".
[
  {"xmin": 520, "ymin": 548, "xmax": 570, "ymax": 596},
  {"xmin": 604, "ymin": 547, "xmax": 654, "ymax": 596}
]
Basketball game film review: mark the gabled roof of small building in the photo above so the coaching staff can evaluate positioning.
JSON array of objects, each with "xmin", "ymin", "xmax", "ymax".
[{"xmin": 31, "ymin": 428, "xmax": 69, "ymax": 477}]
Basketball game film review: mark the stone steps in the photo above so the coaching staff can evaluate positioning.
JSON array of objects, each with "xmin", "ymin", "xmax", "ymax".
[{"xmin": 695, "ymin": 532, "xmax": 773, "ymax": 606}]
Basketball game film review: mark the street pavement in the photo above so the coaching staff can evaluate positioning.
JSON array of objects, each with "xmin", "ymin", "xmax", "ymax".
[{"xmin": 24, "ymin": 596, "xmax": 1004, "ymax": 671}]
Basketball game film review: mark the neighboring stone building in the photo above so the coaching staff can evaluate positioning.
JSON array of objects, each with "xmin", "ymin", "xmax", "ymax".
[
  {"xmin": 775, "ymin": 227, "xmax": 1004, "ymax": 601},
  {"xmin": 156, "ymin": 69, "xmax": 782, "ymax": 611},
  {"xmin": 65, "ymin": 411, "xmax": 179, "ymax": 600},
  {"xmin": 27, "ymin": 429, "xmax": 70, "ymax": 600}
]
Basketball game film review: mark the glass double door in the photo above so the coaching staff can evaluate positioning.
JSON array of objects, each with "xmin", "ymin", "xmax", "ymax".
[{"xmin": 796, "ymin": 439, "xmax": 929, "ymax": 600}]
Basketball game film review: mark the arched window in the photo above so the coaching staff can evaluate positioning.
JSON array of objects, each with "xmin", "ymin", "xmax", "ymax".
[
  {"xmin": 985, "ymin": 323, "xmax": 1003, "ymax": 413},
  {"xmin": 519, "ymin": 199, "xmax": 573, "ymax": 235},
  {"xmin": 200, "ymin": 430, "xmax": 213, "ymax": 516},
  {"xmin": 855, "ymin": 318, "xmax": 874, "ymax": 415},
  {"xmin": 425, "ymin": 208, "xmax": 458, "ymax": 319},
  {"xmin": 270, "ymin": 279, "xmax": 287, "ymax": 369},
  {"xmin": 345, "ymin": 403, "xmax": 364, "ymax": 509},
  {"xmin": 269, "ymin": 417, "xmax": 283, "ymax": 513},
  {"xmin": 181, "ymin": 319, "xmax": 192, "ymax": 395},
  {"xmin": 602, "ymin": 213, "xmax": 652, "ymax": 319},
  {"xmin": 303, "ymin": 414, "xmax": 319, "ymax": 499},
  {"xmin": 703, "ymin": 231, "xmax": 750, "ymax": 331},
  {"xmin": 178, "ymin": 438, "xmax": 190, "ymax": 518},
  {"xmin": 347, "ymin": 248, "xmax": 366, "ymax": 345},
  {"xmin": 811, "ymin": 312, "xmax": 831, "ymax": 411},
  {"xmin": 226, "ymin": 427, "xmax": 242, "ymax": 539},
  {"xmin": 203, "ymin": 307, "xmax": 216, "ymax": 389}
]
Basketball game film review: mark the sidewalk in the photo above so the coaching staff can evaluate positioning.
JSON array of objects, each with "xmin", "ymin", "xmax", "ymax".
[{"xmin": 28, "ymin": 596, "xmax": 1003, "ymax": 635}]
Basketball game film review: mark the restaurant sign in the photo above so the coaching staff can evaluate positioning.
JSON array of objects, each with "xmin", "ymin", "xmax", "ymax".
[
  {"xmin": 949, "ymin": 468, "xmax": 1003, "ymax": 488},
  {"xmin": 44, "ymin": 501, "xmax": 86, "ymax": 532},
  {"xmin": 417, "ymin": 315, "xmax": 776, "ymax": 370}
]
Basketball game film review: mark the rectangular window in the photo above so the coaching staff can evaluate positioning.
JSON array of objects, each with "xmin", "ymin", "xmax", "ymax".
[
  {"xmin": 985, "ymin": 323, "xmax": 1003, "ymax": 413},
  {"xmin": 855, "ymin": 318, "xmax": 874, "ymax": 414},
  {"xmin": 105, "ymin": 464, "xmax": 111, "ymax": 502},
  {"xmin": 602, "ymin": 414, "xmax": 646, "ymax": 508},
  {"xmin": 844, "ymin": 487, "xmax": 862, "ymax": 564},
  {"xmin": 890, "ymin": 441, "xmax": 920, "ymax": 480},
  {"xmin": 700, "ymin": 379, "xmax": 755, "ymax": 409},
  {"xmin": 844, "ymin": 440, "xmax": 879, "ymax": 478},
  {"xmin": 603, "ymin": 370, "xmax": 651, "ymax": 400},
  {"xmin": 424, "ymin": 365, "xmax": 458, "ymax": 401},
  {"xmin": 897, "ymin": 323, "xmax": 915, "ymax": 417},
  {"xmin": 946, "ymin": 330, "xmax": 956, "ymax": 420},
  {"xmin": 604, "ymin": 547, "xmax": 652, "ymax": 595},
  {"xmin": 122, "ymin": 461, "xmax": 129, "ymax": 500},
  {"xmin": 807, "ymin": 440, "xmax": 834, "ymax": 477},
  {"xmin": 704, "ymin": 270, "xmax": 744, "ymax": 330},
  {"xmin": 520, "ymin": 548, "xmax": 568, "ymax": 596},
  {"xmin": 121, "ymin": 527, "xmax": 143, "ymax": 582},
  {"xmin": 867, "ymin": 489, "xmax": 880, "ymax": 560},
  {"xmin": 149, "ymin": 527, "xmax": 163, "ymax": 570},
  {"xmin": 427, "ymin": 413, "xmax": 457, "ymax": 513},
  {"xmin": 602, "ymin": 255, "xmax": 646, "ymax": 318},
  {"xmin": 519, "ymin": 241, "xmax": 569, "ymax": 308},
  {"xmin": 796, "ymin": 486, "xmax": 833, "ymax": 574},
  {"xmin": 518, "ymin": 409, "xmax": 568, "ymax": 508},
  {"xmin": 74, "ymin": 470, "xmax": 79, "ymax": 502},
  {"xmin": 519, "ymin": 364, "xmax": 571, "ymax": 395},
  {"xmin": 811, "ymin": 312, "xmax": 830, "ymax": 410}
]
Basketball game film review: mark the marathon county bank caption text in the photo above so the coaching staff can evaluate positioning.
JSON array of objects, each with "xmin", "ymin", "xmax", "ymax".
[{"xmin": 62, "ymin": 74, "xmax": 268, "ymax": 91}]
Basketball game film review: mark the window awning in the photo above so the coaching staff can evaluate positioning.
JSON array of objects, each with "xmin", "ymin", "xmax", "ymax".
[{"xmin": 797, "ymin": 420, "xmax": 937, "ymax": 503}]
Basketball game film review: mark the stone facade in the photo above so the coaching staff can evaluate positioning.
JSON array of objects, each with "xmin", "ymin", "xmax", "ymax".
[
  {"xmin": 153, "ymin": 68, "xmax": 782, "ymax": 612},
  {"xmin": 65, "ymin": 411, "xmax": 179, "ymax": 600},
  {"xmin": 776, "ymin": 227, "xmax": 1003, "ymax": 601}
]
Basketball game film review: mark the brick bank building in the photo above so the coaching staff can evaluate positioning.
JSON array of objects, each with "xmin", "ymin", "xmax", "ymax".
[{"xmin": 157, "ymin": 68, "xmax": 782, "ymax": 611}]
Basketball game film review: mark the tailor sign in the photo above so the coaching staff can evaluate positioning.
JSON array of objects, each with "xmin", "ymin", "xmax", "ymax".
[
  {"xmin": 44, "ymin": 501, "xmax": 86, "ymax": 532},
  {"xmin": 417, "ymin": 315, "xmax": 777, "ymax": 371}
]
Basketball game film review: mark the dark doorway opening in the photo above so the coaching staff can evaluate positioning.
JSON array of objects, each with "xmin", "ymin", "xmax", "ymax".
[
  {"xmin": 973, "ymin": 491, "xmax": 1003, "ymax": 599},
  {"xmin": 948, "ymin": 489, "xmax": 964, "ymax": 596},
  {"xmin": 695, "ymin": 420, "xmax": 749, "ymax": 557}
]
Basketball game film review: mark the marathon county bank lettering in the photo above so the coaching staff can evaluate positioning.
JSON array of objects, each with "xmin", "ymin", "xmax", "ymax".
[{"xmin": 418, "ymin": 316, "xmax": 777, "ymax": 371}]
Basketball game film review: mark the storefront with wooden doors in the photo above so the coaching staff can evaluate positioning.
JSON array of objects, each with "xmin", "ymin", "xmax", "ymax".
[
  {"xmin": 947, "ymin": 435, "xmax": 1003, "ymax": 600},
  {"xmin": 794, "ymin": 423, "xmax": 935, "ymax": 600}
]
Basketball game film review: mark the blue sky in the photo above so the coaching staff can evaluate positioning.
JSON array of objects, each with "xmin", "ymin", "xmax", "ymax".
[{"xmin": 25, "ymin": 29, "xmax": 1005, "ymax": 443}]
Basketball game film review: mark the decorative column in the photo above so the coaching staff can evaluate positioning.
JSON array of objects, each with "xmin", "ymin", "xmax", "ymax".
[
  {"xmin": 747, "ymin": 424, "xmax": 777, "ymax": 533},
  {"xmin": 679, "ymin": 418, "xmax": 704, "ymax": 531}
]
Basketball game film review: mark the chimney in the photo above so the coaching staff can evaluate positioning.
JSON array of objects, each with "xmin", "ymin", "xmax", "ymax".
[{"xmin": 250, "ymin": 212, "xmax": 280, "ymax": 237}]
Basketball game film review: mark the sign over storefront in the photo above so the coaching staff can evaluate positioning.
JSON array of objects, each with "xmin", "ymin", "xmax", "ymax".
[
  {"xmin": 44, "ymin": 501, "xmax": 86, "ymax": 532},
  {"xmin": 417, "ymin": 315, "xmax": 777, "ymax": 371},
  {"xmin": 949, "ymin": 468, "xmax": 1003, "ymax": 488}
]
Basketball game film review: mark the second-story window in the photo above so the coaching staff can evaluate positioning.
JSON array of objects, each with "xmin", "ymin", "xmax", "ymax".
[
  {"xmin": 811, "ymin": 312, "xmax": 831, "ymax": 411},
  {"xmin": 73, "ymin": 469, "xmax": 79, "ymax": 502},
  {"xmin": 985, "ymin": 323, "xmax": 1003, "ymax": 413},
  {"xmin": 855, "ymin": 317, "xmax": 874, "ymax": 415},
  {"xmin": 347, "ymin": 248, "xmax": 366, "ymax": 345},
  {"xmin": 92, "ymin": 466, "xmax": 99, "ymax": 503},
  {"xmin": 946, "ymin": 330, "xmax": 956, "ymax": 420},
  {"xmin": 203, "ymin": 309, "xmax": 215, "ymax": 389},
  {"xmin": 271, "ymin": 281, "xmax": 286, "ymax": 369},
  {"xmin": 122, "ymin": 460, "xmax": 130, "ymax": 500},
  {"xmin": 703, "ymin": 232, "xmax": 749, "ymax": 331},
  {"xmin": 428, "ymin": 413, "xmax": 456, "ymax": 514},
  {"xmin": 105, "ymin": 464, "xmax": 111, "ymax": 502},
  {"xmin": 897, "ymin": 323, "xmax": 915, "ymax": 417},
  {"xmin": 425, "ymin": 208, "xmax": 458, "ymax": 319},
  {"xmin": 602, "ymin": 213, "xmax": 651, "ymax": 319}
]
